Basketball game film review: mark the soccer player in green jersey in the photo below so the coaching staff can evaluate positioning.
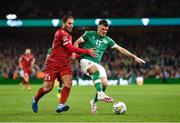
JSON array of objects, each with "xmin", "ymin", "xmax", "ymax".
[{"xmin": 74, "ymin": 20, "xmax": 146, "ymax": 114}]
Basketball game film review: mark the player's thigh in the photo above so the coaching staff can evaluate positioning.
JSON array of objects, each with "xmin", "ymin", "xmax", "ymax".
[
  {"xmin": 59, "ymin": 65, "xmax": 73, "ymax": 88},
  {"xmin": 61, "ymin": 74, "xmax": 72, "ymax": 88},
  {"xmin": 43, "ymin": 71, "xmax": 57, "ymax": 91},
  {"xmin": 80, "ymin": 59, "xmax": 98, "ymax": 75},
  {"xmin": 87, "ymin": 65, "xmax": 99, "ymax": 74}
]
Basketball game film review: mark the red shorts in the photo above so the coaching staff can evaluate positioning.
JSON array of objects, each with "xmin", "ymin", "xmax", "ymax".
[
  {"xmin": 44, "ymin": 60, "xmax": 72, "ymax": 82},
  {"xmin": 23, "ymin": 68, "xmax": 31, "ymax": 77}
]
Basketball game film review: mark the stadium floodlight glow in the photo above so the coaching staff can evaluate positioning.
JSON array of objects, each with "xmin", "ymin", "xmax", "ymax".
[
  {"xmin": 142, "ymin": 18, "xmax": 150, "ymax": 26},
  {"xmin": 1, "ymin": 18, "xmax": 180, "ymax": 27},
  {"xmin": 52, "ymin": 19, "xmax": 60, "ymax": 27},
  {"xmin": 106, "ymin": 19, "xmax": 112, "ymax": 25},
  {"xmin": 95, "ymin": 18, "xmax": 101, "ymax": 25},
  {"xmin": 6, "ymin": 14, "xmax": 17, "ymax": 20},
  {"xmin": 95, "ymin": 18, "xmax": 112, "ymax": 25},
  {"xmin": 7, "ymin": 19, "xmax": 23, "ymax": 27}
]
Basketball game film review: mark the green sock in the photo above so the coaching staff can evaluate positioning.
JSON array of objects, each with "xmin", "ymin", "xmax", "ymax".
[
  {"xmin": 92, "ymin": 71, "xmax": 103, "ymax": 92},
  {"xmin": 94, "ymin": 86, "xmax": 106, "ymax": 102},
  {"xmin": 95, "ymin": 82, "xmax": 103, "ymax": 92}
]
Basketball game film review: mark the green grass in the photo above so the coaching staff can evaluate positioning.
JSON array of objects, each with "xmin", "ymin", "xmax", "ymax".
[{"xmin": 0, "ymin": 84, "xmax": 180, "ymax": 122}]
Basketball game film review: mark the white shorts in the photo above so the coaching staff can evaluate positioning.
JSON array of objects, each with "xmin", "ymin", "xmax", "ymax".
[
  {"xmin": 80, "ymin": 59, "xmax": 107, "ymax": 78},
  {"xmin": 19, "ymin": 69, "xmax": 24, "ymax": 78}
]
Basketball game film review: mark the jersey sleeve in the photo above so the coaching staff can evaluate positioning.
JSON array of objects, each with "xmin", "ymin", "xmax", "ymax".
[
  {"xmin": 82, "ymin": 31, "xmax": 91, "ymax": 42},
  {"xmin": 107, "ymin": 37, "xmax": 116, "ymax": 48}
]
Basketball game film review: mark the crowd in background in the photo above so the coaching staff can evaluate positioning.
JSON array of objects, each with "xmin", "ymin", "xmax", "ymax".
[
  {"xmin": 0, "ymin": 27, "xmax": 179, "ymax": 79},
  {"xmin": 1, "ymin": 0, "xmax": 180, "ymax": 19},
  {"xmin": 0, "ymin": 0, "xmax": 180, "ymax": 79}
]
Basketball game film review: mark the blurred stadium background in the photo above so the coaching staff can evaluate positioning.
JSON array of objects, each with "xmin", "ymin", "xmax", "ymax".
[
  {"xmin": 0, "ymin": 0, "xmax": 179, "ymax": 84},
  {"xmin": 0, "ymin": 0, "xmax": 180, "ymax": 122}
]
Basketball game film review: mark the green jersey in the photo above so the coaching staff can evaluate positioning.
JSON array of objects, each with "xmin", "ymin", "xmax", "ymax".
[
  {"xmin": 80, "ymin": 31, "xmax": 116, "ymax": 63},
  {"xmin": 47, "ymin": 48, "xmax": 52, "ymax": 55}
]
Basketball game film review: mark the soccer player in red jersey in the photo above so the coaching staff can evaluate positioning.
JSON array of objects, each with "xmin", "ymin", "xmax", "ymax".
[
  {"xmin": 19, "ymin": 48, "xmax": 35, "ymax": 90},
  {"xmin": 32, "ymin": 15, "xmax": 96, "ymax": 113}
]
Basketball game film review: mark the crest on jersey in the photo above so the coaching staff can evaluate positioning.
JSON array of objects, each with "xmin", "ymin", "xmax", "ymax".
[{"xmin": 63, "ymin": 36, "xmax": 68, "ymax": 42}]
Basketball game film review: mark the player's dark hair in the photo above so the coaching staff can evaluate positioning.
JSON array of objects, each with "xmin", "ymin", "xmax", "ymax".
[
  {"xmin": 98, "ymin": 20, "xmax": 109, "ymax": 27},
  {"xmin": 62, "ymin": 15, "xmax": 74, "ymax": 23}
]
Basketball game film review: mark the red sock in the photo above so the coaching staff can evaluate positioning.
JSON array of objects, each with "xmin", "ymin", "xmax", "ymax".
[
  {"xmin": 34, "ymin": 87, "xmax": 47, "ymax": 102},
  {"xmin": 60, "ymin": 86, "xmax": 71, "ymax": 104}
]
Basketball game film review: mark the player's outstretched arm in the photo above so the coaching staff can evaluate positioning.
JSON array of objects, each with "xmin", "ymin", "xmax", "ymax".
[
  {"xmin": 114, "ymin": 44, "xmax": 146, "ymax": 64},
  {"xmin": 71, "ymin": 36, "xmax": 97, "ymax": 58},
  {"xmin": 65, "ymin": 43, "xmax": 97, "ymax": 58}
]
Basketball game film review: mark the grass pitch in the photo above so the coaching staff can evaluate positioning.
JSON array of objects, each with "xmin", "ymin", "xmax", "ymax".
[{"xmin": 0, "ymin": 84, "xmax": 180, "ymax": 122}]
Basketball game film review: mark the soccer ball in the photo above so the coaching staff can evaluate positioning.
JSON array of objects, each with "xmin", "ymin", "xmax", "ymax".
[{"xmin": 113, "ymin": 101, "xmax": 127, "ymax": 115}]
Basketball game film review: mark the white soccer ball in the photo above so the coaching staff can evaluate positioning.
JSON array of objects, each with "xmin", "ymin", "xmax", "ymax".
[{"xmin": 113, "ymin": 101, "xmax": 127, "ymax": 115}]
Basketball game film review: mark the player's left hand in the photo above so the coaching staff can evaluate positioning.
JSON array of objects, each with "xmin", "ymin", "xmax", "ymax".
[{"xmin": 134, "ymin": 57, "xmax": 146, "ymax": 64}]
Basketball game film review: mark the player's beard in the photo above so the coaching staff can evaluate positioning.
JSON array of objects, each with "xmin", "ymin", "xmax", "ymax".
[
  {"xmin": 98, "ymin": 30, "xmax": 107, "ymax": 37},
  {"xmin": 65, "ymin": 26, "xmax": 73, "ymax": 33},
  {"xmin": 99, "ymin": 32, "xmax": 106, "ymax": 37}
]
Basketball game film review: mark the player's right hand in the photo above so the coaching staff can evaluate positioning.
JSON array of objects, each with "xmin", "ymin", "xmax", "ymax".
[
  {"xmin": 87, "ymin": 48, "xmax": 97, "ymax": 58},
  {"xmin": 134, "ymin": 56, "xmax": 146, "ymax": 64}
]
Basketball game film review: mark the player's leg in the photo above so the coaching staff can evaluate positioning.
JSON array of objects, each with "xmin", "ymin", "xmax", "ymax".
[
  {"xmin": 90, "ymin": 77, "xmax": 108, "ymax": 114},
  {"xmin": 89, "ymin": 66, "xmax": 109, "ymax": 114},
  {"xmin": 87, "ymin": 66, "xmax": 113, "ymax": 102},
  {"xmin": 32, "ymin": 72, "xmax": 56, "ymax": 113},
  {"xmin": 20, "ymin": 78, "xmax": 26, "ymax": 89},
  {"xmin": 93, "ymin": 65, "xmax": 108, "ymax": 102},
  {"xmin": 56, "ymin": 77, "xmax": 63, "ymax": 99},
  {"xmin": 23, "ymin": 68, "xmax": 31, "ymax": 90},
  {"xmin": 88, "ymin": 65, "xmax": 104, "ymax": 92},
  {"xmin": 56, "ymin": 66, "xmax": 72, "ymax": 113},
  {"xmin": 24, "ymin": 74, "xmax": 31, "ymax": 90},
  {"xmin": 19, "ymin": 69, "xmax": 25, "ymax": 88},
  {"xmin": 59, "ymin": 80, "xmax": 63, "ymax": 92},
  {"xmin": 93, "ymin": 77, "xmax": 108, "ymax": 101},
  {"xmin": 80, "ymin": 59, "xmax": 113, "ymax": 102}
]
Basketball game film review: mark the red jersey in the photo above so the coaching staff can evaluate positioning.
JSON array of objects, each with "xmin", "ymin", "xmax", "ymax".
[
  {"xmin": 19, "ymin": 54, "xmax": 34, "ymax": 69},
  {"xmin": 48, "ymin": 28, "xmax": 72, "ymax": 65}
]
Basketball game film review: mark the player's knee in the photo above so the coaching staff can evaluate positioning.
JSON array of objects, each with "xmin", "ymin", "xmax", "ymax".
[
  {"xmin": 88, "ymin": 65, "xmax": 98, "ymax": 75},
  {"xmin": 43, "ymin": 82, "xmax": 53, "ymax": 92},
  {"xmin": 43, "ymin": 86, "xmax": 52, "ymax": 92},
  {"xmin": 102, "ymin": 81, "xmax": 108, "ymax": 87},
  {"xmin": 63, "ymin": 80, "xmax": 72, "ymax": 88},
  {"xmin": 61, "ymin": 75, "xmax": 72, "ymax": 88}
]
